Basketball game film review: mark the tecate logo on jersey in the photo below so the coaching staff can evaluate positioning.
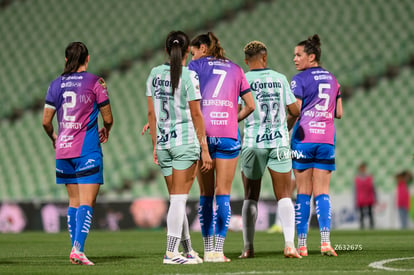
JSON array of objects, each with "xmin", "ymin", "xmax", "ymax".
[{"xmin": 210, "ymin": 112, "xmax": 229, "ymax": 119}]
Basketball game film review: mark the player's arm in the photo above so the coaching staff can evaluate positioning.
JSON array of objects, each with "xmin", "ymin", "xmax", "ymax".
[
  {"xmin": 99, "ymin": 104, "xmax": 113, "ymax": 144},
  {"xmin": 42, "ymin": 107, "xmax": 57, "ymax": 149},
  {"xmin": 147, "ymin": 96, "xmax": 159, "ymax": 165},
  {"xmin": 287, "ymin": 101, "xmax": 300, "ymax": 130},
  {"xmin": 238, "ymin": 91, "xmax": 255, "ymax": 122},
  {"xmin": 287, "ymin": 98, "xmax": 301, "ymax": 131},
  {"xmin": 189, "ymin": 100, "xmax": 212, "ymax": 173},
  {"xmin": 335, "ymin": 97, "xmax": 343, "ymax": 119}
]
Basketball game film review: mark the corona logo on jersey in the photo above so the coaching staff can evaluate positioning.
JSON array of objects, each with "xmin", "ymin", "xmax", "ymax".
[
  {"xmin": 210, "ymin": 112, "xmax": 229, "ymax": 119},
  {"xmin": 250, "ymin": 80, "xmax": 281, "ymax": 92}
]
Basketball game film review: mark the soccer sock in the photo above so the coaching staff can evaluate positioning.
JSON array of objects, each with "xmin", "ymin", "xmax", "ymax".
[
  {"xmin": 241, "ymin": 199, "xmax": 257, "ymax": 250},
  {"xmin": 277, "ymin": 198, "xmax": 295, "ymax": 248},
  {"xmin": 181, "ymin": 213, "xmax": 192, "ymax": 253},
  {"xmin": 166, "ymin": 194, "xmax": 187, "ymax": 254},
  {"xmin": 315, "ymin": 194, "xmax": 332, "ymax": 244},
  {"xmin": 67, "ymin": 207, "xmax": 77, "ymax": 246},
  {"xmin": 295, "ymin": 194, "xmax": 311, "ymax": 247},
  {"xmin": 199, "ymin": 196, "xmax": 214, "ymax": 252},
  {"xmin": 73, "ymin": 205, "xmax": 93, "ymax": 252},
  {"xmin": 214, "ymin": 195, "xmax": 231, "ymax": 252}
]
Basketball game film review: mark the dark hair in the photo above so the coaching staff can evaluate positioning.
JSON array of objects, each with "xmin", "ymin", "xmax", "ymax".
[
  {"xmin": 297, "ymin": 34, "xmax": 321, "ymax": 63},
  {"xmin": 62, "ymin": 42, "xmax": 89, "ymax": 75},
  {"xmin": 165, "ymin": 31, "xmax": 190, "ymax": 94},
  {"xmin": 190, "ymin": 31, "xmax": 225, "ymax": 60},
  {"xmin": 244, "ymin": 40, "xmax": 267, "ymax": 61}
]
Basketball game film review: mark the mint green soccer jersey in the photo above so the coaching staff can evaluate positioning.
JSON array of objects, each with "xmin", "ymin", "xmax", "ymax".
[
  {"xmin": 146, "ymin": 64, "xmax": 201, "ymax": 149},
  {"xmin": 243, "ymin": 68, "xmax": 296, "ymax": 148}
]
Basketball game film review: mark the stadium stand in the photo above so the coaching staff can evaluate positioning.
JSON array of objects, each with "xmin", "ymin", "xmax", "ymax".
[{"xmin": 0, "ymin": 0, "xmax": 413, "ymax": 201}]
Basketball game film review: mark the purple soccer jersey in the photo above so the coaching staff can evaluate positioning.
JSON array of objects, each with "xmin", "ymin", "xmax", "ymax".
[
  {"xmin": 188, "ymin": 57, "xmax": 250, "ymax": 139},
  {"xmin": 45, "ymin": 72, "xmax": 110, "ymax": 159},
  {"xmin": 290, "ymin": 67, "xmax": 341, "ymax": 145}
]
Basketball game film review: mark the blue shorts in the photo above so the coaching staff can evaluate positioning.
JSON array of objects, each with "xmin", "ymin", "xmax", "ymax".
[
  {"xmin": 207, "ymin": 132, "xmax": 241, "ymax": 159},
  {"xmin": 56, "ymin": 151, "xmax": 104, "ymax": 184},
  {"xmin": 291, "ymin": 142, "xmax": 335, "ymax": 171}
]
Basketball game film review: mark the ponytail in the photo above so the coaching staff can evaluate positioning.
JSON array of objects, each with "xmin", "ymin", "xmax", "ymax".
[
  {"xmin": 190, "ymin": 32, "xmax": 226, "ymax": 60},
  {"xmin": 62, "ymin": 42, "xmax": 88, "ymax": 75},
  {"xmin": 207, "ymin": 32, "xmax": 225, "ymax": 59},
  {"xmin": 170, "ymin": 40, "xmax": 182, "ymax": 94},
  {"xmin": 165, "ymin": 31, "xmax": 190, "ymax": 95}
]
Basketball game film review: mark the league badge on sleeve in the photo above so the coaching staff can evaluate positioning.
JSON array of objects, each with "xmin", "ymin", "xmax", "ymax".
[{"xmin": 98, "ymin": 78, "xmax": 107, "ymax": 89}]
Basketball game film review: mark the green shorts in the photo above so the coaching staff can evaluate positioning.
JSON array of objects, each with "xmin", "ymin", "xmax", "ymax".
[
  {"xmin": 156, "ymin": 144, "xmax": 201, "ymax": 177},
  {"xmin": 240, "ymin": 146, "xmax": 292, "ymax": 180}
]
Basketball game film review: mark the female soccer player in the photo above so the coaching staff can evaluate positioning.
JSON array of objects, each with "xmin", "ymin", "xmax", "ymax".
[
  {"xmin": 289, "ymin": 34, "xmax": 343, "ymax": 257},
  {"xmin": 188, "ymin": 32, "xmax": 255, "ymax": 262},
  {"xmin": 239, "ymin": 41, "xmax": 301, "ymax": 259},
  {"xmin": 146, "ymin": 30, "xmax": 212, "ymax": 264},
  {"xmin": 42, "ymin": 42, "xmax": 114, "ymax": 265}
]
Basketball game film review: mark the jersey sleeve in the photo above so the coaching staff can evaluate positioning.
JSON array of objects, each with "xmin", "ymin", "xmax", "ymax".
[
  {"xmin": 239, "ymin": 67, "xmax": 251, "ymax": 97},
  {"xmin": 94, "ymin": 77, "xmax": 110, "ymax": 107},
  {"xmin": 336, "ymin": 83, "xmax": 342, "ymax": 99},
  {"xmin": 44, "ymin": 83, "xmax": 57, "ymax": 109},
  {"xmin": 187, "ymin": 60, "xmax": 198, "ymax": 73},
  {"xmin": 283, "ymin": 76, "xmax": 297, "ymax": 106},
  {"xmin": 186, "ymin": 70, "xmax": 202, "ymax": 101},
  {"xmin": 290, "ymin": 75, "xmax": 304, "ymax": 100},
  {"xmin": 146, "ymin": 70, "xmax": 154, "ymax": 97}
]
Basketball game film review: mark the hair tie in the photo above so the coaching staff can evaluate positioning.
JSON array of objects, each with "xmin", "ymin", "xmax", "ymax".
[{"xmin": 173, "ymin": 39, "xmax": 179, "ymax": 44}]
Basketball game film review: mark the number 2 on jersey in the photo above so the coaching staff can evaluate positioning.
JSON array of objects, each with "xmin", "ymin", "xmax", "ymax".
[
  {"xmin": 212, "ymin": 69, "xmax": 227, "ymax": 98},
  {"xmin": 63, "ymin": 91, "xmax": 76, "ymax": 121}
]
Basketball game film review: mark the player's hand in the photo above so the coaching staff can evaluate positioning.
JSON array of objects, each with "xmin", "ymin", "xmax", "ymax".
[
  {"xmin": 99, "ymin": 127, "xmax": 109, "ymax": 143},
  {"xmin": 52, "ymin": 133, "xmax": 57, "ymax": 150},
  {"xmin": 141, "ymin": 123, "xmax": 150, "ymax": 136},
  {"xmin": 199, "ymin": 150, "xmax": 213, "ymax": 173},
  {"xmin": 152, "ymin": 147, "xmax": 159, "ymax": 165}
]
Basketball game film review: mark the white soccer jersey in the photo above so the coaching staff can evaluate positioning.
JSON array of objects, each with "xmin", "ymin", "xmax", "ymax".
[
  {"xmin": 146, "ymin": 64, "xmax": 201, "ymax": 149},
  {"xmin": 242, "ymin": 68, "xmax": 296, "ymax": 148}
]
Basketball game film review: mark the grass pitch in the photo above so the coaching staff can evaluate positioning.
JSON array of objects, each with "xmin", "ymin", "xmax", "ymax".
[{"xmin": 0, "ymin": 229, "xmax": 413, "ymax": 274}]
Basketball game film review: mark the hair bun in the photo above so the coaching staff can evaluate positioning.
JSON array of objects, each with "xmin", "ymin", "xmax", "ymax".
[{"xmin": 309, "ymin": 34, "xmax": 321, "ymax": 47}]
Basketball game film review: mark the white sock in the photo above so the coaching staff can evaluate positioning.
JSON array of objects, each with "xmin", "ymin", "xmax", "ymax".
[
  {"xmin": 167, "ymin": 194, "xmax": 188, "ymax": 254},
  {"xmin": 241, "ymin": 199, "xmax": 257, "ymax": 250},
  {"xmin": 277, "ymin": 197, "xmax": 295, "ymax": 247},
  {"xmin": 181, "ymin": 213, "xmax": 192, "ymax": 253}
]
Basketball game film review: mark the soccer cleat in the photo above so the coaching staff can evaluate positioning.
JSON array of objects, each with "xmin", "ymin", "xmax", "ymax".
[
  {"xmin": 212, "ymin": 252, "xmax": 231, "ymax": 263},
  {"xmin": 298, "ymin": 246, "xmax": 308, "ymax": 257},
  {"xmin": 70, "ymin": 247, "xmax": 94, "ymax": 265},
  {"xmin": 238, "ymin": 249, "xmax": 254, "ymax": 259},
  {"xmin": 163, "ymin": 253, "xmax": 198, "ymax": 264},
  {"xmin": 184, "ymin": 250, "xmax": 203, "ymax": 264},
  {"xmin": 267, "ymin": 224, "xmax": 283, "ymax": 234},
  {"xmin": 203, "ymin": 252, "xmax": 216, "ymax": 262},
  {"xmin": 284, "ymin": 247, "xmax": 302, "ymax": 258},
  {"xmin": 320, "ymin": 242, "xmax": 337, "ymax": 256}
]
